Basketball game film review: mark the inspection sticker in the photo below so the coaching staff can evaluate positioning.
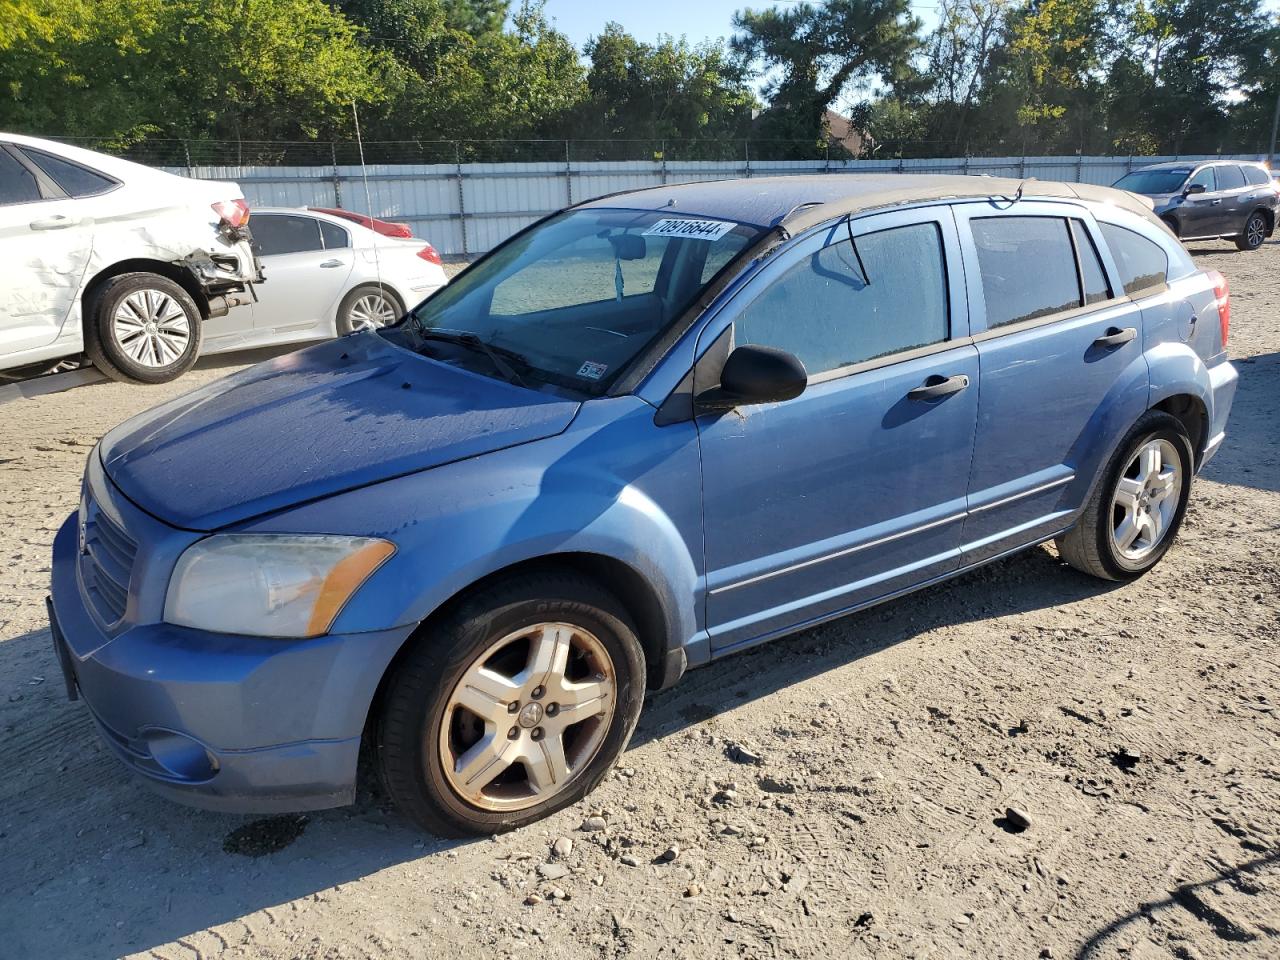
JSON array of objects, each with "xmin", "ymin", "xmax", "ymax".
[
  {"xmin": 577, "ymin": 360, "xmax": 608, "ymax": 380},
  {"xmin": 643, "ymin": 218, "xmax": 737, "ymax": 242}
]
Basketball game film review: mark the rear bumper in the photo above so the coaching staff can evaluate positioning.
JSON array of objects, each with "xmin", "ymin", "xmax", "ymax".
[
  {"xmin": 49, "ymin": 513, "xmax": 414, "ymax": 813},
  {"xmin": 1200, "ymin": 359, "xmax": 1238, "ymax": 469}
]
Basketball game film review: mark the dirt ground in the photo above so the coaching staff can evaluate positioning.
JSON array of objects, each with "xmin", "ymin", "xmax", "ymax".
[{"xmin": 0, "ymin": 244, "xmax": 1277, "ymax": 960}]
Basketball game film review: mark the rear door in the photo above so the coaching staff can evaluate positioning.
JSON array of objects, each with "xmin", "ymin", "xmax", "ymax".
[
  {"xmin": 1209, "ymin": 164, "xmax": 1249, "ymax": 237},
  {"xmin": 696, "ymin": 207, "xmax": 979, "ymax": 651},
  {"xmin": 0, "ymin": 145, "xmax": 99, "ymax": 356},
  {"xmin": 1179, "ymin": 166, "xmax": 1219, "ymax": 238},
  {"xmin": 953, "ymin": 202, "xmax": 1149, "ymax": 561},
  {"xmin": 249, "ymin": 213, "xmax": 353, "ymax": 335}
]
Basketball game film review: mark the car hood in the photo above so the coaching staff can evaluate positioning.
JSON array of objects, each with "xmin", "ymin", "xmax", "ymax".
[{"xmin": 100, "ymin": 335, "xmax": 581, "ymax": 531}]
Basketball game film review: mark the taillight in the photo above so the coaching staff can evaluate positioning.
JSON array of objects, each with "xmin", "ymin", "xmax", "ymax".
[
  {"xmin": 211, "ymin": 198, "xmax": 251, "ymax": 228},
  {"xmin": 416, "ymin": 243, "xmax": 442, "ymax": 266},
  {"xmin": 1206, "ymin": 269, "xmax": 1230, "ymax": 345}
]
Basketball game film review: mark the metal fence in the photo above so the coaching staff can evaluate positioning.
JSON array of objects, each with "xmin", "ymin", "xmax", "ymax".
[{"xmin": 162, "ymin": 153, "xmax": 1265, "ymax": 255}]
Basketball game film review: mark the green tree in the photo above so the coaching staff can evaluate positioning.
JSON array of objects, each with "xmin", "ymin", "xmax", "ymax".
[{"xmin": 732, "ymin": 0, "xmax": 922, "ymax": 156}]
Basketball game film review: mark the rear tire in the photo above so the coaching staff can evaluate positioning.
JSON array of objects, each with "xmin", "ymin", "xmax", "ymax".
[
  {"xmin": 337, "ymin": 285, "xmax": 404, "ymax": 336},
  {"xmin": 84, "ymin": 273, "xmax": 202, "ymax": 384},
  {"xmin": 1056, "ymin": 411, "xmax": 1193, "ymax": 581},
  {"xmin": 1234, "ymin": 211, "xmax": 1267, "ymax": 251},
  {"xmin": 375, "ymin": 572, "xmax": 646, "ymax": 836}
]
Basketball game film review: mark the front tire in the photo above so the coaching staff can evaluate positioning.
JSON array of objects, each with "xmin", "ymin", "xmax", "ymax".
[
  {"xmin": 1234, "ymin": 211, "xmax": 1267, "ymax": 251},
  {"xmin": 84, "ymin": 273, "xmax": 202, "ymax": 384},
  {"xmin": 1056, "ymin": 411, "xmax": 1193, "ymax": 581},
  {"xmin": 375, "ymin": 572, "xmax": 646, "ymax": 836}
]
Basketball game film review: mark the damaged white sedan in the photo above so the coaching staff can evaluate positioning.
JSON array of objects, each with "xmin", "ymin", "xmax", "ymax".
[{"xmin": 0, "ymin": 133, "xmax": 262, "ymax": 384}]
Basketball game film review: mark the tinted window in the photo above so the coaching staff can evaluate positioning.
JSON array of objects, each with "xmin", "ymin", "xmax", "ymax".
[
  {"xmin": 1100, "ymin": 223, "xmax": 1168, "ymax": 297},
  {"xmin": 251, "ymin": 214, "xmax": 323, "ymax": 256},
  {"xmin": 1215, "ymin": 165, "xmax": 1245, "ymax": 190},
  {"xmin": 1114, "ymin": 169, "xmax": 1190, "ymax": 194},
  {"xmin": 1072, "ymin": 220, "xmax": 1111, "ymax": 304},
  {"xmin": 735, "ymin": 222, "xmax": 949, "ymax": 375},
  {"xmin": 319, "ymin": 220, "xmax": 349, "ymax": 249},
  {"xmin": 1188, "ymin": 167, "xmax": 1216, "ymax": 192},
  {"xmin": 971, "ymin": 217, "xmax": 1081, "ymax": 327},
  {"xmin": 1242, "ymin": 165, "xmax": 1271, "ymax": 187},
  {"xmin": 0, "ymin": 149, "xmax": 41, "ymax": 204},
  {"xmin": 20, "ymin": 147, "xmax": 116, "ymax": 197}
]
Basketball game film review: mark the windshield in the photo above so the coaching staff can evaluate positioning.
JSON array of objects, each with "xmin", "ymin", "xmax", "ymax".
[
  {"xmin": 1113, "ymin": 169, "xmax": 1191, "ymax": 195},
  {"xmin": 386, "ymin": 208, "xmax": 762, "ymax": 395}
]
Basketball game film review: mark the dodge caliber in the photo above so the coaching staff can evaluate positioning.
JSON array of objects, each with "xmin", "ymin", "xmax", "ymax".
[{"xmin": 49, "ymin": 175, "xmax": 1238, "ymax": 835}]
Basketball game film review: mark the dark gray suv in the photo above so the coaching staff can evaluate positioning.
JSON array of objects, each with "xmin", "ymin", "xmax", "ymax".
[{"xmin": 1114, "ymin": 160, "xmax": 1276, "ymax": 251}]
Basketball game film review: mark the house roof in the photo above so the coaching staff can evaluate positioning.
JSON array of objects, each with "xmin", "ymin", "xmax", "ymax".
[{"xmin": 579, "ymin": 173, "xmax": 1160, "ymax": 234}]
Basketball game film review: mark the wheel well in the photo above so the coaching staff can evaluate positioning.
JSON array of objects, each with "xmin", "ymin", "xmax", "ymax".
[
  {"xmin": 82, "ymin": 259, "xmax": 210, "ymax": 322},
  {"xmin": 1160, "ymin": 213, "xmax": 1180, "ymax": 237},
  {"xmin": 361, "ymin": 552, "xmax": 672, "ymax": 748},
  {"xmin": 1251, "ymin": 206, "xmax": 1274, "ymax": 234},
  {"xmin": 1153, "ymin": 394, "xmax": 1207, "ymax": 465}
]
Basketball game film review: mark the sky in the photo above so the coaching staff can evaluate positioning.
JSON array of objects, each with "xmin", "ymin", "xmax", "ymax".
[{"xmin": 539, "ymin": 0, "xmax": 944, "ymax": 51}]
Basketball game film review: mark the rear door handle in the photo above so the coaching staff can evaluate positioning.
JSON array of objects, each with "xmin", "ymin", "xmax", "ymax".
[
  {"xmin": 1093, "ymin": 326, "xmax": 1136, "ymax": 348},
  {"xmin": 319, "ymin": 259, "xmax": 345, "ymax": 268},
  {"xmin": 29, "ymin": 215, "xmax": 81, "ymax": 231},
  {"xmin": 907, "ymin": 374, "xmax": 970, "ymax": 402}
]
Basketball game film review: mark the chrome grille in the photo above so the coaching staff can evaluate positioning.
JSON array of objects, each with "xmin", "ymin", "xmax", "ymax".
[{"xmin": 80, "ymin": 492, "xmax": 136, "ymax": 624}]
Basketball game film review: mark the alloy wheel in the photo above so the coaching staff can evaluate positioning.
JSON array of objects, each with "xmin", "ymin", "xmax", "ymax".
[
  {"xmin": 1245, "ymin": 215, "xmax": 1265, "ymax": 248},
  {"xmin": 112, "ymin": 290, "xmax": 191, "ymax": 367},
  {"xmin": 438, "ymin": 622, "xmax": 616, "ymax": 812},
  {"xmin": 1111, "ymin": 438, "xmax": 1183, "ymax": 562},
  {"xmin": 348, "ymin": 292, "xmax": 398, "ymax": 331}
]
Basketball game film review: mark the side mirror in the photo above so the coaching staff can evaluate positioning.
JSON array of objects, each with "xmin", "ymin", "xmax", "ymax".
[
  {"xmin": 1184, "ymin": 183, "xmax": 1206, "ymax": 196},
  {"xmin": 697, "ymin": 344, "xmax": 808, "ymax": 410}
]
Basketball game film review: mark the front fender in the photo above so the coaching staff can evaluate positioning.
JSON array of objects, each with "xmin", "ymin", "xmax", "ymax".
[{"xmin": 244, "ymin": 397, "xmax": 704, "ymax": 666}]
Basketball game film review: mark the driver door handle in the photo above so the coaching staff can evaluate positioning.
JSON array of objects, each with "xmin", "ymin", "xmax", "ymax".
[
  {"xmin": 30, "ymin": 215, "xmax": 82, "ymax": 231},
  {"xmin": 1093, "ymin": 326, "xmax": 1136, "ymax": 348},
  {"xmin": 907, "ymin": 374, "xmax": 970, "ymax": 402}
]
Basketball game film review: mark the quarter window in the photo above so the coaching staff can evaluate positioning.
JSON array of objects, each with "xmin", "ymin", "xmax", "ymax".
[
  {"xmin": 251, "ymin": 214, "xmax": 324, "ymax": 256},
  {"xmin": 1242, "ymin": 165, "xmax": 1271, "ymax": 187},
  {"xmin": 1100, "ymin": 223, "xmax": 1168, "ymax": 297},
  {"xmin": 1188, "ymin": 167, "xmax": 1216, "ymax": 192},
  {"xmin": 735, "ymin": 221, "xmax": 949, "ymax": 375},
  {"xmin": 1071, "ymin": 220, "xmax": 1111, "ymax": 304},
  {"xmin": 0, "ymin": 149, "xmax": 41, "ymax": 204},
  {"xmin": 971, "ymin": 217, "xmax": 1082, "ymax": 327},
  {"xmin": 19, "ymin": 147, "xmax": 117, "ymax": 198}
]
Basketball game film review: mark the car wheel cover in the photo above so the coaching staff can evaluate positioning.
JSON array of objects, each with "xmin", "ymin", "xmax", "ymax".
[
  {"xmin": 1246, "ymin": 215, "xmax": 1265, "ymax": 247},
  {"xmin": 438, "ymin": 622, "xmax": 616, "ymax": 813},
  {"xmin": 112, "ymin": 290, "xmax": 190, "ymax": 367},
  {"xmin": 348, "ymin": 292, "xmax": 397, "ymax": 331},
  {"xmin": 1110, "ymin": 438, "xmax": 1183, "ymax": 562}
]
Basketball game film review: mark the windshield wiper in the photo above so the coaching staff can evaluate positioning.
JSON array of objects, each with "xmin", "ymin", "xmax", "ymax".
[{"xmin": 414, "ymin": 329, "xmax": 528, "ymax": 388}]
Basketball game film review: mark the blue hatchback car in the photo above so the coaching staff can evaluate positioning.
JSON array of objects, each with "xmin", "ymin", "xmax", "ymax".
[{"xmin": 49, "ymin": 175, "xmax": 1238, "ymax": 835}]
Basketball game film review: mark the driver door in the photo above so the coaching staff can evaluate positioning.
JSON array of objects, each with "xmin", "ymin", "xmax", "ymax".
[{"xmin": 695, "ymin": 208, "xmax": 979, "ymax": 652}]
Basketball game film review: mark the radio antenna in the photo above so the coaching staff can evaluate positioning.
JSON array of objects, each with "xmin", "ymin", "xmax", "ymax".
[{"xmin": 352, "ymin": 101, "xmax": 387, "ymax": 324}]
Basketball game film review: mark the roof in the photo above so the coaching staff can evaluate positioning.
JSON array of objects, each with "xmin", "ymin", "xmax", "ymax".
[
  {"xmin": 1134, "ymin": 159, "xmax": 1264, "ymax": 171},
  {"xmin": 578, "ymin": 173, "xmax": 1160, "ymax": 235}
]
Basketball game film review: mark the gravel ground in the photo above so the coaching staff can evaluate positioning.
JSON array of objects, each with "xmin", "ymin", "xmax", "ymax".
[{"xmin": 0, "ymin": 244, "xmax": 1277, "ymax": 960}]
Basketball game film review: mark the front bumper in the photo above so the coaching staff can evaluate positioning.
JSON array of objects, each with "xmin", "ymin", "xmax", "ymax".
[{"xmin": 49, "ymin": 511, "xmax": 414, "ymax": 813}]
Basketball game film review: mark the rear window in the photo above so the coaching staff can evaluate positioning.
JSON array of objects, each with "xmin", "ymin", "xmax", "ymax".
[
  {"xmin": 19, "ymin": 147, "xmax": 117, "ymax": 198},
  {"xmin": 971, "ymin": 217, "xmax": 1082, "ymax": 327},
  {"xmin": 1100, "ymin": 223, "xmax": 1168, "ymax": 297},
  {"xmin": 1215, "ymin": 166, "xmax": 1246, "ymax": 190}
]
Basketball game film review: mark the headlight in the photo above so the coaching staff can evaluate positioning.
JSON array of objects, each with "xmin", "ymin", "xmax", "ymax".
[{"xmin": 164, "ymin": 535, "xmax": 395, "ymax": 638}]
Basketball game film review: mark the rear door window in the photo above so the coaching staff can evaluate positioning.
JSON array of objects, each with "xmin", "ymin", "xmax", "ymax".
[
  {"xmin": 735, "ymin": 221, "xmax": 949, "ymax": 374},
  {"xmin": 970, "ymin": 216, "xmax": 1082, "ymax": 327},
  {"xmin": 251, "ymin": 214, "xmax": 324, "ymax": 256},
  {"xmin": 18, "ymin": 147, "xmax": 117, "ymax": 198},
  {"xmin": 0, "ymin": 149, "xmax": 42, "ymax": 204},
  {"xmin": 319, "ymin": 220, "xmax": 350, "ymax": 249},
  {"xmin": 1099, "ymin": 223, "xmax": 1168, "ymax": 297},
  {"xmin": 1215, "ymin": 166, "xmax": 1246, "ymax": 190}
]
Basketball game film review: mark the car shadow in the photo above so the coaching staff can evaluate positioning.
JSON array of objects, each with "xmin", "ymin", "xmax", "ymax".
[
  {"xmin": 2, "ymin": 541, "xmax": 1122, "ymax": 959},
  {"xmin": 1198, "ymin": 349, "xmax": 1279, "ymax": 494}
]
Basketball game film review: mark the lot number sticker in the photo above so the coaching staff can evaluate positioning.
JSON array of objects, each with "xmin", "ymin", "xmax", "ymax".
[
  {"xmin": 642, "ymin": 218, "xmax": 737, "ymax": 242},
  {"xmin": 577, "ymin": 360, "xmax": 608, "ymax": 380}
]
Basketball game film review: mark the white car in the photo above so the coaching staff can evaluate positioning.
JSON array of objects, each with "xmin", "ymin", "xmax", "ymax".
[
  {"xmin": 203, "ymin": 207, "xmax": 447, "ymax": 355},
  {"xmin": 0, "ymin": 132, "xmax": 261, "ymax": 384}
]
